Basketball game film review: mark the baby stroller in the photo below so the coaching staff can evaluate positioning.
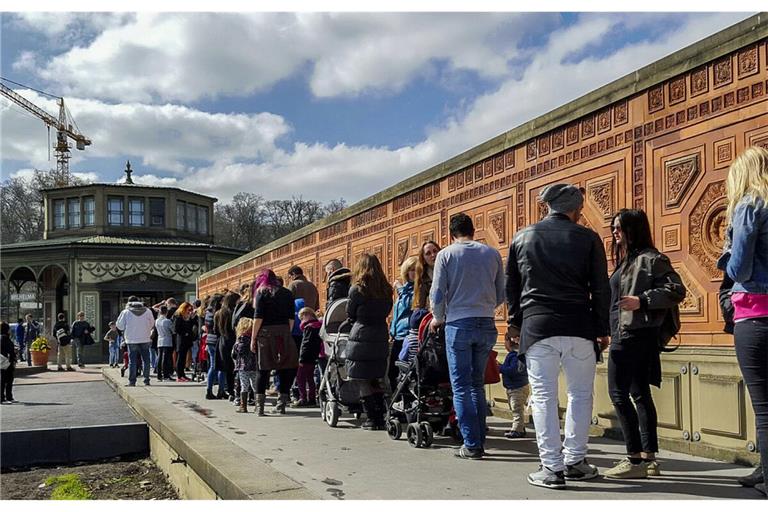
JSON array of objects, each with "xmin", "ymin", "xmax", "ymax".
[
  {"xmin": 318, "ymin": 298, "xmax": 364, "ymax": 427},
  {"xmin": 385, "ymin": 311, "xmax": 459, "ymax": 448}
]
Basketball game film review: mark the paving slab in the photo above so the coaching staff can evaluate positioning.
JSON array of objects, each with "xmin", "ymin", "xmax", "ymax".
[
  {"xmin": 103, "ymin": 367, "xmax": 763, "ymax": 500},
  {"xmin": 1, "ymin": 365, "xmax": 138, "ymax": 431}
]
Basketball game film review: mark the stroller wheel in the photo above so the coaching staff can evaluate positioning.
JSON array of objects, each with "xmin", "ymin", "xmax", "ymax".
[
  {"xmin": 319, "ymin": 396, "xmax": 327, "ymax": 422},
  {"xmin": 406, "ymin": 423, "xmax": 424, "ymax": 448},
  {"xmin": 386, "ymin": 418, "xmax": 402, "ymax": 440},
  {"xmin": 326, "ymin": 401, "xmax": 341, "ymax": 428},
  {"xmin": 419, "ymin": 422, "xmax": 434, "ymax": 448}
]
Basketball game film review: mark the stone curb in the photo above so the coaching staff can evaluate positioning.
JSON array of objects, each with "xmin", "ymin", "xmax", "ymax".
[{"xmin": 102, "ymin": 368, "xmax": 318, "ymax": 500}]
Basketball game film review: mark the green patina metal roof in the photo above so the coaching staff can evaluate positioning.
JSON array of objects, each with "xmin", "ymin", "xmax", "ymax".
[{"xmin": 2, "ymin": 235, "xmax": 218, "ymax": 250}]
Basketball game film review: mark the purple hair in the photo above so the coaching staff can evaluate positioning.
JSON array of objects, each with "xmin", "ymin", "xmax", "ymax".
[{"xmin": 254, "ymin": 269, "xmax": 280, "ymax": 293}]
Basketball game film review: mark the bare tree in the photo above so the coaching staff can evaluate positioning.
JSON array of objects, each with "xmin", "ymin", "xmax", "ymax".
[
  {"xmin": 264, "ymin": 196, "xmax": 325, "ymax": 239},
  {"xmin": 0, "ymin": 169, "xmax": 85, "ymax": 245},
  {"xmin": 324, "ymin": 198, "xmax": 347, "ymax": 216}
]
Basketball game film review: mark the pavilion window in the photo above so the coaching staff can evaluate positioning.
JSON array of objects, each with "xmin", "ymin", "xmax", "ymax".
[
  {"xmin": 176, "ymin": 201, "xmax": 186, "ymax": 230},
  {"xmin": 53, "ymin": 199, "xmax": 65, "ymax": 229},
  {"xmin": 186, "ymin": 202, "xmax": 197, "ymax": 233},
  {"xmin": 108, "ymin": 197, "xmax": 124, "ymax": 226},
  {"xmin": 197, "ymin": 206, "xmax": 208, "ymax": 234},
  {"xmin": 67, "ymin": 198, "xmax": 81, "ymax": 228},
  {"xmin": 129, "ymin": 198, "xmax": 145, "ymax": 226},
  {"xmin": 83, "ymin": 197, "xmax": 95, "ymax": 226},
  {"xmin": 150, "ymin": 198, "xmax": 165, "ymax": 227}
]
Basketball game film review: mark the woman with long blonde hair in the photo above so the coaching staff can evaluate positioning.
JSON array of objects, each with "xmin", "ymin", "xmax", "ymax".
[
  {"xmin": 412, "ymin": 241, "xmax": 441, "ymax": 310},
  {"xmin": 345, "ymin": 253, "xmax": 394, "ymax": 430},
  {"xmin": 718, "ymin": 145, "xmax": 768, "ymax": 498}
]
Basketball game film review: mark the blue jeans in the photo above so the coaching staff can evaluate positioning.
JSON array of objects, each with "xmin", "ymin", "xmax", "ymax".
[
  {"xmin": 149, "ymin": 347, "xmax": 158, "ymax": 370},
  {"xmin": 206, "ymin": 345, "xmax": 224, "ymax": 393},
  {"xmin": 128, "ymin": 343, "xmax": 151, "ymax": 385},
  {"xmin": 109, "ymin": 341, "xmax": 120, "ymax": 366},
  {"xmin": 445, "ymin": 317, "xmax": 497, "ymax": 450}
]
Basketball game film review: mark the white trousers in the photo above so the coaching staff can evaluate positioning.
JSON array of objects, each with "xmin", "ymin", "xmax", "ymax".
[{"xmin": 525, "ymin": 336, "xmax": 596, "ymax": 472}]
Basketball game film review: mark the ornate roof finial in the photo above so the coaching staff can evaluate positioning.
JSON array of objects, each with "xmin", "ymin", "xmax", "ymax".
[{"xmin": 124, "ymin": 160, "xmax": 134, "ymax": 184}]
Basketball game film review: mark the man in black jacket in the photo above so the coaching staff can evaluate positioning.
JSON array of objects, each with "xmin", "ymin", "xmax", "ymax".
[{"xmin": 506, "ymin": 183, "xmax": 610, "ymax": 490}]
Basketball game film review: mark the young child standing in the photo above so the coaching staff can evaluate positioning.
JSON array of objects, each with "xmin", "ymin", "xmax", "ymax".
[
  {"xmin": 293, "ymin": 307, "xmax": 322, "ymax": 407},
  {"xmin": 500, "ymin": 337, "xmax": 530, "ymax": 439},
  {"xmin": 104, "ymin": 321, "xmax": 120, "ymax": 368},
  {"xmin": 232, "ymin": 318, "xmax": 258, "ymax": 414}
]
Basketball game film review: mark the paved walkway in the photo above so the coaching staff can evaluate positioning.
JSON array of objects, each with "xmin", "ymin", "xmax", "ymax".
[
  {"xmin": 1, "ymin": 365, "xmax": 138, "ymax": 432},
  {"xmin": 103, "ymin": 367, "xmax": 762, "ymax": 500}
]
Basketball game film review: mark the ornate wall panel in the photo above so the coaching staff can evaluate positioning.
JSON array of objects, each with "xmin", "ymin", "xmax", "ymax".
[{"xmin": 200, "ymin": 36, "xmax": 768, "ymax": 353}]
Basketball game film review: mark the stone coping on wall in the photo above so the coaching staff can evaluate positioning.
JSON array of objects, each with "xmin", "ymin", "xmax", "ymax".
[
  {"xmin": 102, "ymin": 368, "xmax": 318, "ymax": 500},
  {"xmin": 200, "ymin": 12, "xmax": 767, "ymax": 280}
]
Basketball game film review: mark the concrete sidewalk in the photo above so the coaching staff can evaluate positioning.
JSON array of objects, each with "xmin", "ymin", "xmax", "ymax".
[
  {"xmin": 103, "ymin": 367, "xmax": 763, "ymax": 500},
  {"xmin": 2, "ymin": 365, "xmax": 138, "ymax": 431}
]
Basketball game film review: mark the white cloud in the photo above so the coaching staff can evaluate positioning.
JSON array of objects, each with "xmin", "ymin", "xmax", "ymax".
[
  {"xmin": 1, "ymin": 89, "xmax": 291, "ymax": 173},
  {"xmin": 26, "ymin": 12, "xmax": 552, "ymax": 102},
  {"xmin": 3, "ymin": 12, "xmax": 755, "ymax": 207}
]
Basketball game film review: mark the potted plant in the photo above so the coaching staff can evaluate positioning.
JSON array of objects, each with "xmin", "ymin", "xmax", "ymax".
[{"xmin": 29, "ymin": 337, "xmax": 52, "ymax": 367}]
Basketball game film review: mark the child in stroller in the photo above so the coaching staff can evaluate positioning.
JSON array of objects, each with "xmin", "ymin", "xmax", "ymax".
[{"xmin": 386, "ymin": 310, "xmax": 459, "ymax": 448}]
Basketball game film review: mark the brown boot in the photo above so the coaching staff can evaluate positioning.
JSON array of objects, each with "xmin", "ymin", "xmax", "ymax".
[
  {"xmin": 236, "ymin": 393, "xmax": 248, "ymax": 413},
  {"xmin": 271, "ymin": 393, "xmax": 289, "ymax": 414},
  {"xmin": 255, "ymin": 394, "xmax": 266, "ymax": 416}
]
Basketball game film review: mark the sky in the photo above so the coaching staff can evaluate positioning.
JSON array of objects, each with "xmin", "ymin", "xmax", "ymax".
[{"xmin": 0, "ymin": 11, "xmax": 757, "ymax": 205}]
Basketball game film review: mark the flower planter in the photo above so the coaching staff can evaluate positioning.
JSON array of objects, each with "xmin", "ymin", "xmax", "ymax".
[{"xmin": 29, "ymin": 350, "xmax": 50, "ymax": 367}]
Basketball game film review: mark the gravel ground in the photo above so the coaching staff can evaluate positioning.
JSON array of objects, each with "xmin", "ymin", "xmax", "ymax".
[{"xmin": 0, "ymin": 456, "xmax": 179, "ymax": 500}]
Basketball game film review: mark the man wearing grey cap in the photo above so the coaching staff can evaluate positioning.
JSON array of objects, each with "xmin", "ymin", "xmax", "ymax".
[{"xmin": 506, "ymin": 183, "xmax": 610, "ymax": 489}]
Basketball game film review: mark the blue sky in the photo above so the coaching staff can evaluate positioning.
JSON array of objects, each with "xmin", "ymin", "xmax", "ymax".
[{"xmin": 0, "ymin": 12, "xmax": 754, "ymax": 203}]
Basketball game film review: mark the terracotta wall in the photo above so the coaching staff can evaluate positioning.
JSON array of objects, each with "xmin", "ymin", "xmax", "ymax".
[{"xmin": 200, "ymin": 38, "xmax": 768, "ymax": 350}]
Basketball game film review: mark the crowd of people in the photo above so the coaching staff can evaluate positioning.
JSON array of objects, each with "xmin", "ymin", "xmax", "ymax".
[{"xmin": 1, "ymin": 146, "xmax": 765, "ymax": 497}]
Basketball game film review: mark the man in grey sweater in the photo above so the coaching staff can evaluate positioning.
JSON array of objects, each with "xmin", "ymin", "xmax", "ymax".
[{"xmin": 430, "ymin": 212, "xmax": 505, "ymax": 459}]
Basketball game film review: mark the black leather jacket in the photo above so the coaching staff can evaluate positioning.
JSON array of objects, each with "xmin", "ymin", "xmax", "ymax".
[{"xmin": 506, "ymin": 213, "xmax": 611, "ymax": 338}]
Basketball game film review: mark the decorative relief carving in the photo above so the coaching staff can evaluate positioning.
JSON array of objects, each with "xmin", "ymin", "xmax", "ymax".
[
  {"xmin": 691, "ymin": 67, "xmax": 708, "ymax": 97},
  {"xmin": 737, "ymin": 45, "xmax": 759, "ymax": 78},
  {"xmin": 552, "ymin": 130, "xmax": 564, "ymax": 151},
  {"xmin": 484, "ymin": 160, "xmax": 493, "ymax": 178},
  {"xmin": 675, "ymin": 265, "xmax": 703, "ymax": 315},
  {"xmin": 566, "ymin": 124, "xmax": 579, "ymax": 145},
  {"xmin": 597, "ymin": 109, "xmax": 611, "ymax": 133},
  {"xmin": 664, "ymin": 154, "xmax": 700, "ymax": 208},
  {"xmin": 537, "ymin": 201, "xmax": 548, "ymax": 221},
  {"xmin": 752, "ymin": 135, "xmax": 768, "ymax": 150},
  {"xmin": 494, "ymin": 155, "xmax": 504, "ymax": 174},
  {"xmin": 648, "ymin": 85, "xmax": 664, "ymax": 113},
  {"xmin": 713, "ymin": 56, "xmax": 733, "ymax": 89},
  {"xmin": 538, "ymin": 135, "xmax": 550, "ymax": 156},
  {"xmin": 526, "ymin": 141, "xmax": 537, "ymax": 161},
  {"xmin": 662, "ymin": 225, "xmax": 681, "ymax": 252},
  {"xmin": 79, "ymin": 262, "xmax": 204, "ymax": 282},
  {"xmin": 504, "ymin": 150, "xmax": 515, "ymax": 169},
  {"xmin": 587, "ymin": 180, "xmax": 614, "ymax": 221},
  {"xmin": 669, "ymin": 77, "xmax": 687, "ymax": 105},
  {"xmin": 614, "ymin": 101, "xmax": 628, "ymax": 125},
  {"xmin": 581, "ymin": 116, "xmax": 595, "ymax": 139},
  {"xmin": 689, "ymin": 181, "xmax": 727, "ymax": 280},
  {"xmin": 714, "ymin": 139, "xmax": 734, "ymax": 167},
  {"xmin": 489, "ymin": 212, "xmax": 506, "ymax": 244}
]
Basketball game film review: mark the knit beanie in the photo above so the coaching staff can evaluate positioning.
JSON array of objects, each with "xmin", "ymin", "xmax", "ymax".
[{"xmin": 539, "ymin": 183, "xmax": 584, "ymax": 214}]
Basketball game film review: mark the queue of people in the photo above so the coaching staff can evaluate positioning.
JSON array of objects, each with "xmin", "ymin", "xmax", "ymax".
[{"xmin": 6, "ymin": 146, "xmax": 762, "ymax": 497}]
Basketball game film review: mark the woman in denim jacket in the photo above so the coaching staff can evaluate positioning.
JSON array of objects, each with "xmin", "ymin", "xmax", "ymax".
[{"xmin": 717, "ymin": 146, "xmax": 768, "ymax": 498}]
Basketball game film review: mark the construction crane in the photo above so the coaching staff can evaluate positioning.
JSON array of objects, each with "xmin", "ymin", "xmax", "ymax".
[{"xmin": 0, "ymin": 77, "xmax": 91, "ymax": 180}]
